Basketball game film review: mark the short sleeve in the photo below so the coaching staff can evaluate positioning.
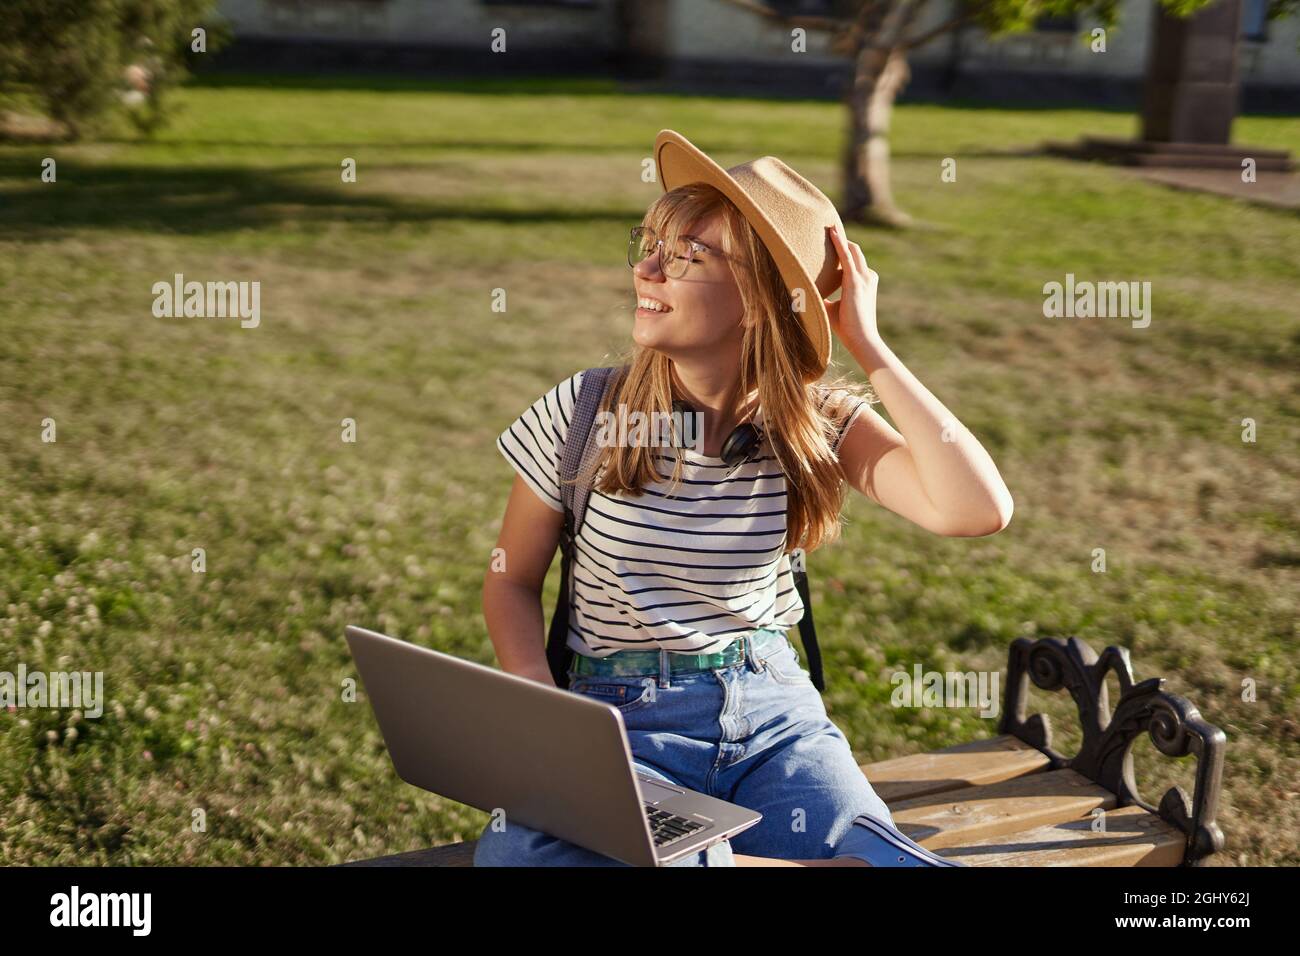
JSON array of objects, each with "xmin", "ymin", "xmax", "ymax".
[
  {"xmin": 815, "ymin": 385, "xmax": 869, "ymax": 456},
  {"xmin": 496, "ymin": 370, "xmax": 585, "ymax": 513}
]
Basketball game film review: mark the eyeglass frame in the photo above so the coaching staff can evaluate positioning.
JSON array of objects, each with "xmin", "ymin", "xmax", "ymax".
[{"xmin": 627, "ymin": 225, "xmax": 743, "ymax": 279}]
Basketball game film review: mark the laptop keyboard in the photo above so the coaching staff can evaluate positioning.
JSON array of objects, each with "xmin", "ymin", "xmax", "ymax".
[{"xmin": 645, "ymin": 805, "xmax": 707, "ymax": 848}]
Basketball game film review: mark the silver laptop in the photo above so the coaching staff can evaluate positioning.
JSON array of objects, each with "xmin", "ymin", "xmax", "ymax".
[{"xmin": 344, "ymin": 625, "xmax": 762, "ymax": 867}]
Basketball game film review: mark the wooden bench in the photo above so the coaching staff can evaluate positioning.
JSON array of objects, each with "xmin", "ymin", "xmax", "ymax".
[{"xmin": 341, "ymin": 635, "xmax": 1226, "ymax": 867}]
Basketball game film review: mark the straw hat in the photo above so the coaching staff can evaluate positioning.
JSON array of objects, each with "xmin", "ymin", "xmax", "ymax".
[{"xmin": 653, "ymin": 129, "xmax": 845, "ymax": 381}]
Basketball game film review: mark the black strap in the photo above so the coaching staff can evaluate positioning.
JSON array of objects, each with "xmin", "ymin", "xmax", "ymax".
[
  {"xmin": 792, "ymin": 562, "xmax": 825, "ymax": 692},
  {"xmin": 546, "ymin": 366, "xmax": 617, "ymax": 689},
  {"xmin": 545, "ymin": 552, "xmax": 575, "ymax": 689}
]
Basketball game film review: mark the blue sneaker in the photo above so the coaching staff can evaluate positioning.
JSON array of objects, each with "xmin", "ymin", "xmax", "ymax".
[{"xmin": 837, "ymin": 814, "xmax": 965, "ymax": 867}]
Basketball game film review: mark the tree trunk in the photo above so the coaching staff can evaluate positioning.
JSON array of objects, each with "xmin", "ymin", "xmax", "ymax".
[{"xmin": 842, "ymin": 43, "xmax": 912, "ymax": 227}]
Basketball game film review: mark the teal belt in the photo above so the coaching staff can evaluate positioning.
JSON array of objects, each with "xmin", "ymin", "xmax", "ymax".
[{"xmin": 571, "ymin": 627, "xmax": 787, "ymax": 678}]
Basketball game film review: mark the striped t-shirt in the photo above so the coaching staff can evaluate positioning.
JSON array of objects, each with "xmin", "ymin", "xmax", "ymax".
[{"xmin": 496, "ymin": 370, "xmax": 867, "ymax": 658}]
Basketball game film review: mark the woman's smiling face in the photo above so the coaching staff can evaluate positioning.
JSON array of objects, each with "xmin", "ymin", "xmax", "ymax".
[{"xmin": 632, "ymin": 210, "xmax": 747, "ymax": 359}]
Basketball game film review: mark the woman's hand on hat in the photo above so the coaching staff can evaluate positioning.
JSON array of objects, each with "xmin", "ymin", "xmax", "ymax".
[{"xmin": 824, "ymin": 222, "xmax": 881, "ymax": 354}]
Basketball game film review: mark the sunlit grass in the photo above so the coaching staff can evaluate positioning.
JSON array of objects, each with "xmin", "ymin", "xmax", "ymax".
[{"xmin": 0, "ymin": 77, "xmax": 1296, "ymax": 865}]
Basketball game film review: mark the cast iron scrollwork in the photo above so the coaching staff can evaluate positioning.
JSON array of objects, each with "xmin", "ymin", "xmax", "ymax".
[{"xmin": 997, "ymin": 636, "xmax": 1226, "ymax": 865}]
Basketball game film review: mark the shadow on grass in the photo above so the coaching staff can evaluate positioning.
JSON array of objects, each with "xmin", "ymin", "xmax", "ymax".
[
  {"xmin": 65, "ymin": 140, "xmax": 1057, "ymax": 160},
  {"xmin": 189, "ymin": 71, "xmax": 625, "ymax": 96},
  {"xmin": 189, "ymin": 71, "xmax": 1157, "ymax": 115},
  {"xmin": 90, "ymin": 138, "xmax": 644, "ymax": 154},
  {"xmin": 0, "ymin": 157, "xmax": 640, "ymax": 236},
  {"xmin": 891, "ymin": 148, "xmax": 1050, "ymax": 159}
]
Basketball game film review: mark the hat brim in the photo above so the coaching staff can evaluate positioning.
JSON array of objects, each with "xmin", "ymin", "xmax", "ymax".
[{"xmin": 653, "ymin": 129, "xmax": 835, "ymax": 380}]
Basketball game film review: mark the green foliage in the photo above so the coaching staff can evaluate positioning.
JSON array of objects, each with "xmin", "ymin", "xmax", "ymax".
[
  {"xmin": 0, "ymin": 0, "xmax": 228, "ymax": 140},
  {"xmin": 764, "ymin": 0, "xmax": 1299, "ymax": 62},
  {"xmin": 916, "ymin": 0, "xmax": 1292, "ymax": 46},
  {"xmin": 970, "ymin": 0, "xmax": 1156, "ymax": 38},
  {"xmin": 956, "ymin": 0, "xmax": 1300, "ymax": 65}
]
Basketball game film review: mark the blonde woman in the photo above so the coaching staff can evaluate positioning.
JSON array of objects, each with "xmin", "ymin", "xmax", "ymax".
[{"xmin": 475, "ymin": 131, "xmax": 1013, "ymax": 867}]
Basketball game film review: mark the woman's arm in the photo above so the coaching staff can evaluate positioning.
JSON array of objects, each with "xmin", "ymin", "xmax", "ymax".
[
  {"xmin": 482, "ymin": 474, "xmax": 566, "ymax": 684},
  {"xmin": 824, "ymin": 223, "xmax": 1014, "ymax": 537}
]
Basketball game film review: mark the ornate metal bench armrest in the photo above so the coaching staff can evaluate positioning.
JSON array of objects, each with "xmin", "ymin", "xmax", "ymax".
[{"xmin": 997, "ymin": 636, "xmax": 1226, "ymax": 865}]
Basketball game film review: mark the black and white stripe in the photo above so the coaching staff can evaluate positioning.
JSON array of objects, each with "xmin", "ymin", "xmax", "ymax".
[{"xmin": 496, "ymin": 371, "xmax": 864, "ymax": 658}]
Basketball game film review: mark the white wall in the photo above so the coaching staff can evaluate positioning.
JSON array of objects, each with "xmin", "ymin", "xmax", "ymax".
[
  {"xmin": 659, "ymin": 0, "xmax": 1299, "ymax": 85},
  {"xmin": 217, "ymin": 0, "xmax": 618, "ymax": 51},
  {"xmin": 213, "ymin": 0, "xmax": 1300, "ymax": 85}
]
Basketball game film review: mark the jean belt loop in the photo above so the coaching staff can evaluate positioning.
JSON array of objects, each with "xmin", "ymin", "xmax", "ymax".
[
  {"xmin": 658, "ymin": 647, "xmax": 671, "ymax": 689},
  {"xmin": 744, "ymin": 633, "xmax": 762, "ymax": 674}
]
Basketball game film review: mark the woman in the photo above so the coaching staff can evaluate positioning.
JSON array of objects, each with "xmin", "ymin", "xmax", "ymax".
[{"xmin": 475, "ymin": 130, "xmax": 1013, "ymax": 866}]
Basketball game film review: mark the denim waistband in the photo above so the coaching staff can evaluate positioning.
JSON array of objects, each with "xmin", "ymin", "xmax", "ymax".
[{"xmin": 570, "ymin": 627, "xmax": 789, "ymax": 681}]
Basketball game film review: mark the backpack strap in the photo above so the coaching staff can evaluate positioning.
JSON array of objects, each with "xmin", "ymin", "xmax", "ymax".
[
  {"xmin": 546, "ymin": 366, "xmax": 618, "ymax": 688},
  {"xmin": 792, "ymin": 385, "xmax": 844, "ymax": 693},
  {"xmin": 791, "ymin": 557, "xmax": 825, "ymax": 692}
]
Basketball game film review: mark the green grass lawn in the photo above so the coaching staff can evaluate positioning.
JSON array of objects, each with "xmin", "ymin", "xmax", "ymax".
[{"xmin": 0, "ymin": 75, "xmax": 1296, "ymax": 865}]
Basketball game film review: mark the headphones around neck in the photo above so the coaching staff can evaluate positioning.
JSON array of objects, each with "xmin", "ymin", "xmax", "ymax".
[{"xmin": 671, "ymin": 399, "xmax": 765, "ymax": 469}]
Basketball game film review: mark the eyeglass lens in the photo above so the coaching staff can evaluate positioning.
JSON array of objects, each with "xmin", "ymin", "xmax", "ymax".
[{"xmin": 628, "ymin": 227, "xmax": 692, "ymax": 279}]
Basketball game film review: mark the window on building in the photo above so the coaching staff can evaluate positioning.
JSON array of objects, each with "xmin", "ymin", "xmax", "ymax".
[
  {"xmin": 1033, "ymin": 13, "xmax": 1079, "ymax": 32},
  {"xmin": 765, "ymin": 0, "xmax": 840, "ymax": 12},
  {"xmin": 481, "ymin": 0, "xmax": 598, "ymax": 8},
  {"xmin": 1241, "ymin": 0, "xmax": 1270, "ymax": 41}
]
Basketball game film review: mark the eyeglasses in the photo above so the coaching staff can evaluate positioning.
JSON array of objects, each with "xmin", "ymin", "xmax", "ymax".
[{"xmin": 627, "ymin": 225, "xmax": 722, "ymax": 280}]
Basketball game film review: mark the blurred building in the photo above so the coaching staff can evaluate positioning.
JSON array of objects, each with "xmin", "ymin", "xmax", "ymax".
[{"xmin": 212, "ymin": 0, "xmax": 1299, "ymax": 109}]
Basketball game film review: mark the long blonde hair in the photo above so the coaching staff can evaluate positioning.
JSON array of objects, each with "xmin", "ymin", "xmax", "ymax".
[{"xmin": 576, "ymin": 182, "xmax": 875, "ymax": 556}]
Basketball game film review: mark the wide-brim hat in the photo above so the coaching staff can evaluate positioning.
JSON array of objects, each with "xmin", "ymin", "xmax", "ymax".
[{"xmin": 654, "ymin": 129, "xmax": 844, "ymax": 382}]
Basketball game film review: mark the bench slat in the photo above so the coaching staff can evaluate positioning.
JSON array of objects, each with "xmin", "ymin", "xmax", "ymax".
[
  {"xmin": 934, "ymin": 805, "xmax": 1186, "ymax": 867},
  {"xmin": 341, "ymin": 743, "xmax": 1184, "ymax": 867},
  {"xmin": 341, "ymin": 800, "xmax": 1181, "ymax": 867},
  {"xmin": 864, "ymin": 734, "xmax": 1052, "ymax": 804},
  {"xmin": 890, "ymin": 767, "xmax": 1118, "ymax": 848}
]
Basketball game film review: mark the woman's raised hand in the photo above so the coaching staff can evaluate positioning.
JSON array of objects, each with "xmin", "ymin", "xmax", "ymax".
[{"xmin": 824, "ymin": 222, "xmax": 881, "ymax": 354}]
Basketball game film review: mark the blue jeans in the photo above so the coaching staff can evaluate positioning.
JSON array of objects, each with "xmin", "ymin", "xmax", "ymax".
[{"xmin": 472, "ymin": 627, "xmax": 896, "ymax": 866}]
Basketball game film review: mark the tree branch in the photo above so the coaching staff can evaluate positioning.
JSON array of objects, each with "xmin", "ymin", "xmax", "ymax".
[
  {"xmin": 899, "ymin": 8, "xmax": 979, "ymax": 51},
  {"xmin": 891, "ymin": 0, "xmax": 931, "ymax": 44}
]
